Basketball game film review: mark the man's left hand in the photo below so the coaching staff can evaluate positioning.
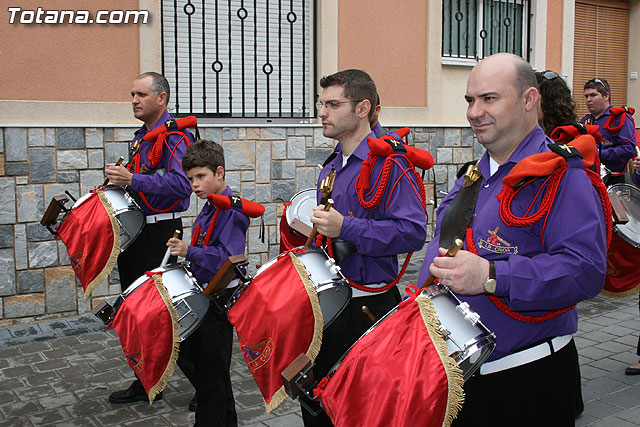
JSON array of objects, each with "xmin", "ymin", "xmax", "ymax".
[
  {"xmin": 105, "ymin": 164, "xmax": 133, "ymax": 186},
  {"xmin": 310, "ymin": 206, "xmax": 344, "ymax": 238},
  {"xmin": 429, "ymin": 248, "xmax": 490, "ymax": 295}
]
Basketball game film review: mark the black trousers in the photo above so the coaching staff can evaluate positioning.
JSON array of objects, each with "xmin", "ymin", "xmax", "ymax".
[
  {"xmin": 301, "ymin": 287, "xmax": 401, "ymax": 427},
  {"xmin": 117, "ymin": 218, "xmax": 182, "ymax": 291},
  {"xmin": 453, "ymin": 339, "xmax": 580, "ymax": 427},
  {"xmin": 178, "ymin": 288, "xmax": 238, "ymax": 427}
]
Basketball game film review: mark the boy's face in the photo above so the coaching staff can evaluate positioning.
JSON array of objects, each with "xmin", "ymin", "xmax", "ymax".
[{"xmin": 187, "ymin": 166, "xmax": 225, "ymax": 199}]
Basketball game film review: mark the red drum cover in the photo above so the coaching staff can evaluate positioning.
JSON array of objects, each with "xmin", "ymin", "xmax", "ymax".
[
  {"xmin": 111, "ymin": 273, "xmax": 179, "ymax": 404},
  {"xmin": 56, "ymin": 189, "xmax": 119, "ymax": 299},
  {"xmin": 603, "ymin": 233, "xmax": 640, "ymax": 297},
  {"xmin": 319, "ymin": 295, "xmax": 464, "ymax": 427},
  {"xmin": 227, "ymin": 251, "xmax": 323, "ymax": 413},
  {"xmin": 279, "ymin": 204, "xmax": 307, "ymax": 252}
]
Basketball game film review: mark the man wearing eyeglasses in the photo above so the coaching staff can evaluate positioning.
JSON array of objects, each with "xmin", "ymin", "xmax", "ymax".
[
  {"xmin": 302, "ymin": 69, "xmax": 427, "ymax": 426},
  {"xmin": 418, "ymin": 53, "xmax": 607, "ymax": 425},
  {"xmin": 580, "ymin": 78, "xmax": 637, "ymax": 185}
]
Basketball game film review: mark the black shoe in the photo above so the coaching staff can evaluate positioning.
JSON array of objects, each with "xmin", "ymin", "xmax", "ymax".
[
  {"xmin": 625, "ymin": 364, "xmax": 640, "ymax": 375},
  {"xmin": 109, "ymin": 381, "xmax": 163, "ymax": 404},
  {"xmin": 189, "ymin": 394, "xmax": 197, "ymax": 412}
]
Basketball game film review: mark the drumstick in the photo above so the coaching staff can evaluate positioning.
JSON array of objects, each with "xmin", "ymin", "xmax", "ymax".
[
  {"xmin": 103, "ymin": 156, "xmax": 125, "ymax": 186},
  {"xmin": 161, "ymin": 230, "xmax": 182, "ymax": 267},
  {"xmin": 419, "ymin": 238, "xmax": 463, "ymax": 290},
  {"xmin": 304, "ymin": 199, "xmax": 334, "ymax": 246},
  {"xmin": 362, "ymin": 306, "xmax": 377, "ymax": 324}
]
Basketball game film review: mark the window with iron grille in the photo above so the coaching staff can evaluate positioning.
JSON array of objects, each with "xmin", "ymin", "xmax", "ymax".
[
  {"xmin": 442, "ymin": 0, "xmax": 530, "ymax": 61},
  {"xmin": 161, "ymin": 0, "xmax": 314, "ymax": 120}
]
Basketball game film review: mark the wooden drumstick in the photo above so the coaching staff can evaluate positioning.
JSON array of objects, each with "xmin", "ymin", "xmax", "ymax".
[
  {"xmin": 304, "ymin": 199, "xmax": 334, "ymax": 246},
  {"xmin": 103, "ymin": 156, "xmax": 125, "ymax": 186},
  {"xmin": 419, "ymin": 238, "xmax": 463, "ymax": 290},
  {"xmin": 362, "ymin": 306, "xmax": 377, "ymax": 324},
  {"xmin": 161, "ymin": 230, "xmax": 182, "ymax": 266}
]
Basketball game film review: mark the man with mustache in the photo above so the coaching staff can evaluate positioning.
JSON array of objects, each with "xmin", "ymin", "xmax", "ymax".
[{"xmin": 418, "ymin": 53, "xmax": 607, "ymax": 425}]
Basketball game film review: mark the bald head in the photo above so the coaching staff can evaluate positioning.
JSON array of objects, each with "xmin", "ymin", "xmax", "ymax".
[{"xmin": 465, "ymin": 53, "xmax": 541, "ymax": 163}]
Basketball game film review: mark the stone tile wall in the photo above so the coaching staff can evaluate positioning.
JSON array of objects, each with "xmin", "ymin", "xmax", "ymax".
[{"xmin": 0, "ymin": 125, "xmax": 479, "ymax": 325}]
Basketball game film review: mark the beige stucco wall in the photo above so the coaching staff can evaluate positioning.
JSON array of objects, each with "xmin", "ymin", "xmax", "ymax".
[{"xmin": 0, "ymin": 0, "xmax": 160, "ymax": 125}]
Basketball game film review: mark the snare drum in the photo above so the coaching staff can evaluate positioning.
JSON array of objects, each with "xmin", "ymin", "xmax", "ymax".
[
  {"xmin": 421, "ymin": 284, "xmax": 495, "ymax": 380},
  {"xmin": 608, "ymin": 184, "xmax": 640, "ymax": 247},
  {"xmin": 73, "ymin": 185, "xmax": 145, "ymax": 251},
  {"xmin": 229, "ymin": 247, "xmax": 351, "ymax": 329},
  {"xmin": 123, "ymin": 263, "xmax": 209, "ymax": 341}
]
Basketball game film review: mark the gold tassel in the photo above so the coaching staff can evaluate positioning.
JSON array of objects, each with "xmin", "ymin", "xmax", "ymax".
[
  {"xmin": 416, "ymin": 295, "xmax": 465, "ymax": 427},
  {"xmin": 83, "ymin": 190, "xmax": 121, "ymax": 300},
  {"xmin": 600, "ymin": 284, "xmax": 640, "ymax": 299},
  {"xmin": 147, "ymin": 274, "xmax": 181, "ymax": 405}
]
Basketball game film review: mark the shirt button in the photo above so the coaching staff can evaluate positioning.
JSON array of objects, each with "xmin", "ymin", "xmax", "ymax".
[{"xmin": 484, "ymin": 183, "xmax": 490, "ymax": 188}]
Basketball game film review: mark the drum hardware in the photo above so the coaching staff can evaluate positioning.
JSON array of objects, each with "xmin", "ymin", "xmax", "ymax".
[
  {"xmin": 41, "ymin": 195, "xmax": 72, "ymax": 235},
  {"xmin": 281, "ymin": 353, "xmax": 315, "ymax": 399},
  {"xmin": 204, "ymin": 254, "xmax": 249, "ymax": 298},
  {"xmin": 286, "ymin": 188, "xmax": 318, "ymax": 239},
  {"xmin": 305, "ymin": 199, "xmax": 334, "ymax": 246},
  {"xmin": 65, "ymin": 190, "xmax": 77, "ymax": 203},
  {"xmin": 456, "ymin": 301, "xmax": 481, "ymax": 325},
  {"xmin": 609, "ymin": 187, "xmax": 630, "ymax": 225}
]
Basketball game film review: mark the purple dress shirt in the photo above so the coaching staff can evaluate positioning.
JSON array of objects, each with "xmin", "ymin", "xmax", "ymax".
[
  {"xmin": 417, "ymin": 126, "xmax": 607, "ymax": 361},
  {"xmin": 580, "ymin": 105, "xmax": 637, "ymax": 174},
  {"xmin": 317, "ymin": 132, "xmax": 427, "ymax": 287},
  {"xmin": 186, "ymin": 187, "xmax": 250, "ymax": 285},
  {"xmin": 129, "ymin": 110, "xmax": 193, "ymax": 215}
]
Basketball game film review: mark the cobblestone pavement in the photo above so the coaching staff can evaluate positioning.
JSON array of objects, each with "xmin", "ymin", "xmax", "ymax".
[{"xmin": 1, "ymin": 251, "xmax": 639, "ymax": 426}]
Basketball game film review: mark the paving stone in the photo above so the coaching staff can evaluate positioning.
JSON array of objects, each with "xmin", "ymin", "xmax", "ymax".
[
  {"xmin": 25, "ymin": 370, "xmax": 61, "ymax": 386},
  {"xmin": 0, "ymin": 377, "xmax": 24, "ymax": 392},
  {"xmin": 0, "ymin": 391, "xmax": 17, "ymax": 406},
  {"xmin": 9, "ymin": 352, "xmax": 44, "ymax": 366},
  {"xmin": 17, "ymin": 269, "xmax": 45, "ymax": 294},
  {"xmin": 583, "ymin": 398, "xmax": 625, "ymax": 419},
  {"xmin": 27, "ymin": 407, "xmax": 71, "ymax": 425},
  {"xmin": 0, "ymin": 418, "xmax": 31, "ymax": 427},
  {"xmin": 13, "ymin": 384, "xmax": 52, "ymax": 401},
  {"xmin": 93, "ymin": 407, "xmax": 139, "ymax": 425}
]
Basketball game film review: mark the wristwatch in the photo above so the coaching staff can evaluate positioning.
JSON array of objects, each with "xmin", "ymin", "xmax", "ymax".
[{"xmin": 483, "ymin": 261, "xmax": 497, "ymax": 294}]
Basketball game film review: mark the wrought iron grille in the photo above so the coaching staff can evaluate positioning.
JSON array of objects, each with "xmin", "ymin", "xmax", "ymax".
[
  {"xmin": 161, "ymin": 0, "xmax": 314, "ymax": 120},
  {"xmin": 442, "ymin": 0, "xmax": 531, "ymax": 61}
]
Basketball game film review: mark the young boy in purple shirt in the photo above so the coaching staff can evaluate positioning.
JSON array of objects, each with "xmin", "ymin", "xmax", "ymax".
[{"xmin": 166, "ymin": 139, "xmax": 249, "ymax": 427}]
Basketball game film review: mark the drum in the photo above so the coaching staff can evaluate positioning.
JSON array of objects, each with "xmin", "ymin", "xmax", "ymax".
[
  {"xmin": 286, "ymin": 188, "xmax": 317, "ymax": 236},
  {"xmin": 420, "ymin": 283, "xmax": 495, "ymax": 380},
  {"xmin": 608, "ymin": 184, "xmax": 640, "ymax": 247},
  {"xmin": 229, "ymin": 247, "xmax": 351, "ymax": 329},
  {"xmin": 73, "ymin": 185, "xmax": 145, "ymax": 251},
  {"xmin": 123, "ymin": 263, "xmax": 209, "ymax": 341},
  {"xmin": 329, "ymin": 283, "xmax": 495, "ymax": 381}
]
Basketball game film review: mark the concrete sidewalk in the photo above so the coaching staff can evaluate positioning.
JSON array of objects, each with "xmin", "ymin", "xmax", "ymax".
[{"xmin": 1, "ymin": 278, "xmax": 639, "ymax": 426}]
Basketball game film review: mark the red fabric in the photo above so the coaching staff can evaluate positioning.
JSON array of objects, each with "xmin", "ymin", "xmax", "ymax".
[
  {"xmin": 57, "ymin": 191, "xmax": 116, "ymax": 294},
  {"xmin": 367, "ymin": 136, "xmax": 435, "ymax": 171},
  {"xmin": 143, "ymin": 116, "xmax": 198, "ymax": 142},
  {"xmin": 207, "ymin": 193, "xmax": 265, "ymax": 218},
  {"xmin": 319, "ymin": 298, "xmax": 450, "ymax": 427},
  {"xmin": 603, "ymin": 107, "xmax": 635, "ymax": 135},
  {"xmin": 502, "ymin": 133, "xmax": 599, "ymax": 188},
  {"xmin": 227, "ymin": 253, "xmax": 318, "ymax": 408},
  {"xmin": 604, "ymin": 234, "xmax": 640, "ymax": 296},
  {"xmin": 279, "ymin": 204, "xmax": 307, "ymax": 252},
  {"xmin": 111, "ymin": 275, "xmax": 176, "ymax": 399}
]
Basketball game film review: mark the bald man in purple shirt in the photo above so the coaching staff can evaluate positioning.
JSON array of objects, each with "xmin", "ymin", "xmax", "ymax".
[{"xmin": 419, "ymin": 54, "xmax": 607, "ymax": 425}]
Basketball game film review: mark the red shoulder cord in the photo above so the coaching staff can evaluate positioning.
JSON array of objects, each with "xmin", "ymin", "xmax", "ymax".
[
  {"xmin": 190, "ymin": 209, "xmax": 220, "ymax": 247},
  {"xmin": 603, "ymin": 107, "xmax": 636, "ymax": 137},
  {"xmin": 315, "ymin": 152, "xmax": 427, "ymax": 293},
  {"xmin": 471, "ymin": 167, "xmax": 612, "ymax": 323},
  {"xmin": 127, "ymin": 131, "xmax": 191, "ymax": 213}
]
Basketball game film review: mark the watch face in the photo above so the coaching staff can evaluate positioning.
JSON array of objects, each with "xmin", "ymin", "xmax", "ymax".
[{"xmin": 484, "ymin": 278, "xmax": 497, "ymax": 294}]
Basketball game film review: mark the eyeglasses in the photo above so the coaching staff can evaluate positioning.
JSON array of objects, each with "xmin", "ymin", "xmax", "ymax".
[
  {"xmin": 537, "ymin": 70, "xmax": 560, "ymax": 80},
  {"xmin": 591, "ymin": 78, "xmax": 606, "ymax": 88},
  {"xmin": 315, "ymin": 100, "xmax": 363, "ymax": 110}
]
